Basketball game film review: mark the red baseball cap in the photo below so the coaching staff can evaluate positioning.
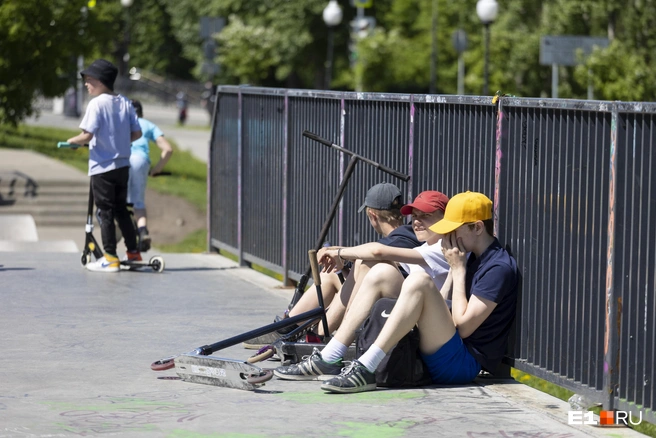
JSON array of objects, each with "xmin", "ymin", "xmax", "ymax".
[{"xmin": 400, "ymin": 191, "xmax": 449, "ymax": 215}]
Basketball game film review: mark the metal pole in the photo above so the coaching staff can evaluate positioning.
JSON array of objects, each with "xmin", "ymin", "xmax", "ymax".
[
  {"xmin": 552, "ymin": 63, "xmax": 558, "ymax": 99},
  {"xmin": 355, "ymin": 7, "xmax": 364, "ymax": 92},
  {"xmin": 325, "ymin": 26, "xmax": 335, "ymax": 90},
  {"xmin": 587, "ymin": 68, "xmax": 594, "ymax": 100},
  {"xmin": 429, "ymin": 0, "xmax": 437, "ymax": 94},
  {"xmin": 483, "ymin": 22, "xmax": 490, "ymax": 95},
  {"xmin": 458, "ymin": 53, "xmax": 465, "ymax": 95}
]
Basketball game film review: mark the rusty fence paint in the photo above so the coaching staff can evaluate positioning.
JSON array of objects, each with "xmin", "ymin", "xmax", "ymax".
[{"xmin": 209, "ymin": 86, "xmax": 655, "ymax": 423}]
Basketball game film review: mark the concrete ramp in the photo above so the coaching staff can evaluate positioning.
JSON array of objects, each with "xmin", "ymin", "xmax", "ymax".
[
  {"xmin": 0, "ymin": 214, "xmax": 78, "ymax": 252},
  {"xmin": 0, "ymin": 240, "xmax": 78, "ymax": 252},
  {"xmin": 0, "ymin": 214, "xmax": 39, "ymax": 241}
]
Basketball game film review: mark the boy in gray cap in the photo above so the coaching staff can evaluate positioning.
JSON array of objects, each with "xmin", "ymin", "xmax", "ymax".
[
  {"xmin": 243, "ymin": 182, "xmax": 421, "ymax": 349},
  {"xmin": 67, "ymin": 59, "xmax": 143, "ymax": 272}
]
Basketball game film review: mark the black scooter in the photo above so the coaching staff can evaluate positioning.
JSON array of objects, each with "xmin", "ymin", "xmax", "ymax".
[{"xmin": 58, "ymin": 142, "xmax": 165, "ymax": 273}]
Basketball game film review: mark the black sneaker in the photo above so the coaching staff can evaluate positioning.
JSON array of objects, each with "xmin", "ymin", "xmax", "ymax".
[
  {"xmin": 273, "ymin": 348, "xmax": 342, "ymax": 381},
  {"xmin": 320, "ymin": 360, "xmax": 376, "ymax": 394},
  {"xmin": 138, "ymin": 228, "xmax": 151, "ymax": 252}
]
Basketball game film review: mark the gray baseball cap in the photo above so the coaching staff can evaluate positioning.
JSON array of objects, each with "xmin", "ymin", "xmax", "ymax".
[{"xmin": 357, "ymin": 183, "xmax": 403, "ymax": 213}]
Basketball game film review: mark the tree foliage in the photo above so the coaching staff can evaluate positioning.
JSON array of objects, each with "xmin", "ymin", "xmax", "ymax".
[{"xmin": 4, "ymin": 0, "xmax": 656, "ymax": 126}]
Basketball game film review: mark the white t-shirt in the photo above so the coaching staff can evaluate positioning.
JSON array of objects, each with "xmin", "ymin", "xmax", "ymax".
[
  {"xmin": 79, "ymin": 93, "xmax": 140, "ymax": 176},
  {"xmin": 400, "ymin": 240, "xmax": 450, "ymax": 290}
]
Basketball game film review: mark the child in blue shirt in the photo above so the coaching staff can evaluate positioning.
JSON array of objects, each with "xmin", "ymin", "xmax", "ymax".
[{"xmin": 67, "ymin": 59, "xmax": 143, "ymax": 272}]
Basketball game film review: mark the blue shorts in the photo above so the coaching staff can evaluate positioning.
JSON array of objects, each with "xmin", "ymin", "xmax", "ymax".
[
  {"xmin": 127, "ymin": 153, "xmax": 150, "ymax": 209},
  {"xmin": 421, "ymin": 331, "xmax": 481, "ymax": 384}
]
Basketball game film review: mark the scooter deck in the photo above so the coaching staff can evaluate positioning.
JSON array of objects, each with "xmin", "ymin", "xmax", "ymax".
[
  {"xmin": 174, "ymin": 354, "xmax": 270, "ymax": 390},
  {"xmin": 273, "ymin": 341, "xmax": 357, "ymax": 366}
]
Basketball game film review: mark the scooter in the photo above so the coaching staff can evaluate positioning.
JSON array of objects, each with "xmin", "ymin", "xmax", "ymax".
[{"xmin": 57, "ymin": 142, "xmax": 165, "ymax": 273}]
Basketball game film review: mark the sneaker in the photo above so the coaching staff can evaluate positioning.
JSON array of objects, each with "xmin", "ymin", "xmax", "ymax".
[
  {"xmin": 273, "ymin": 348, "xmax": 343, "ymax": 381},
  {"xmin": 321, "ymin": 360, "xmax": 377, "ymax": 394},
  {"xmin": 86, "ymin": 254, "xmax": 120, "ymax": 273},
  {"xmin": 138, "ymin": 228, "xmax": 151, "ymax": 252},
  {"xmin": 126, "ymin": 250, "xmax": 142, "ymax": 262},
  {"xmin": 120, "ymin": 251, "xmax": 143, "ymax": 270}
]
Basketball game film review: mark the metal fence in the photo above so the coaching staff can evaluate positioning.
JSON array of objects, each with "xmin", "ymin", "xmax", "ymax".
[{"xmin": 208, "ymin": 85, "xmax": 655, "ymax": 423}]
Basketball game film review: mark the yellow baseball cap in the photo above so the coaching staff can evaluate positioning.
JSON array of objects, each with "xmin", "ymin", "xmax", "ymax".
[{"xmin": 429, "ymin": 191, "xmax": 492, "ymax": 234}]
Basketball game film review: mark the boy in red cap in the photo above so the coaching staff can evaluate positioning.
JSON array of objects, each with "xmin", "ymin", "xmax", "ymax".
[
  {"xmin": 67, "ymin": 59, "xmax": 142, "ymax": 272},
  {"xmin": 320, "ymin": 191, "xmax": 519, "ymax": 393},
  {"xmin": 274, "ymin": 190, "xmax": 451, "ymax": 381}
]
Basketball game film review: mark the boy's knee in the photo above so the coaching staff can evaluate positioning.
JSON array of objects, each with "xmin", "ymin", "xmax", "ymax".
[{"xmin": 402, "ymin": 272, "xmax": 434, "ymax": 294}]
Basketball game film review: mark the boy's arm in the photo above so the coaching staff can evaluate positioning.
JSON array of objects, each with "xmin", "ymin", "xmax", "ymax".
[
  {"xmin": 150, "ymin": 136, "xmax": 173, "ymax": 175},
  {"xmin": 441, "ymin": 233, "xmax": 497, "ymax": 338},
  {"xmin": 440, "ymin": 270, "xmax": 453, "ymax": 301},
  {"xmin": 319, "ymin": 242, "xmax": 427, "ymax": 273},
  {"xmin": 66, "ymin": 131, "xmax": 93, "ymax": 145},
  {"xmin": 131, "ymin": 130, "xmax": 142, "ymax": 142}
]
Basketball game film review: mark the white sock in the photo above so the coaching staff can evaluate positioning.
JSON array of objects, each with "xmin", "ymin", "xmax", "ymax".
[
  {"xmin": 357, "ymin": 344, "xmax": 387, "ymax": 373},
  {"xmin": 320, "ymin": 339, "xmax": 347, "ymax": 363}
]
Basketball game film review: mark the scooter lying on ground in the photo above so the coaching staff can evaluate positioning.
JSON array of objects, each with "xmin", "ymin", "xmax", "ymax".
[
  {"xmin": 150, "ymin": 250, "xmax": 329, "ymax": 390},
  {"xmin": 57, "ymin": 142, "xmax": 165, "ymax": 273}
]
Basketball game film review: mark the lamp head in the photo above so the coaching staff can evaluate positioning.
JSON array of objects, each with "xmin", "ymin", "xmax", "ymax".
[
  {"xmin": 476, "ymin": 0, "xmax": 498, "ymax": 24},
  {"xmin": 323, "ymin": 0, "xmax": 343, "ymax": 27}
]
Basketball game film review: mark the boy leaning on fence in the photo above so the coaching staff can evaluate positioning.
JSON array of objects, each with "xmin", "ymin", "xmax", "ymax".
[
  {"xmin": 66, "ymin": 59, "xmax": 143, "ymax": 272},
  {"xmin": 319, "ymin": 191, "xmax": 519, "ymax": 393}
]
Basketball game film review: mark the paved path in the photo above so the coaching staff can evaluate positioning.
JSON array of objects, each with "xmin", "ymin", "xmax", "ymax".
[{"xmin": 0, "ymin": 253, "xmax": 645, "ymax": 437}]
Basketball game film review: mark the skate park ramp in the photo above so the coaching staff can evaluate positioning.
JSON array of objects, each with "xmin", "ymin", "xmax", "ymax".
[{"xmin": 0, "ymin": 214, "xmax": 78, "ymax": 252}]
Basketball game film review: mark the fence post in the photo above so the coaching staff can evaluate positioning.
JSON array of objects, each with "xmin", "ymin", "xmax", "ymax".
[
  {"xmin": 237, "ymin": 89, "xmax": 246, "ymax": 266},
  {"xmin": 282, "ymin": 91, "xmax": 290, "ymax": 286},
  {"xmin": 407, "ymin": 95, "xmax": 415, "ymax": 200},
  {"xmin": 603, "ymin": 104, "xmax": 620, "ymax": 410},
  {"xmin": 493, "ymin": 97, "xmax": 504, "ymax": 238}
]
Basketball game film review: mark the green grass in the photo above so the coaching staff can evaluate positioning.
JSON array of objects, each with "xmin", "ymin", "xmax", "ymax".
[{"xmin": 157, "ymin": 229, "xmax": 207, "ymax": 253}]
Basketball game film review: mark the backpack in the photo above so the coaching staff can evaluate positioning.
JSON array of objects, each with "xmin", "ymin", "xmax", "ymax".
[{"xmin": 355, "ymin": 298, "xmax": 432, "ymax": 387}]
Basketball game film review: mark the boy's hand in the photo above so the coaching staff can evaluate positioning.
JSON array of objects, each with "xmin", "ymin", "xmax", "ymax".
[
  {"xmin": 317, "ymin": 247, "xmax": 343, "ymax": 273},
  {"xmin": 441, "ymin": 232, "xmax": 467, "ymax": 273}
]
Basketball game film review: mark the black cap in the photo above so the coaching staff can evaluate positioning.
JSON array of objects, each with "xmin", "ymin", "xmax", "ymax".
[{"xmin": 80, "ymin": 59, "xmax": 118, "ymax": 91}]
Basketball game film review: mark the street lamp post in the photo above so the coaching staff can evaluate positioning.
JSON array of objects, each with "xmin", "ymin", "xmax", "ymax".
[
  {"xmin": 476, "ymin": 0, "xmax": 498, "ymax": 96},
  {"xmin": 121, "ymin": 0, "xmax": 134, "ymax": 77},
  {"xmin": 322, "ymin": 0, "xmax": 343, "ymax": 90}
]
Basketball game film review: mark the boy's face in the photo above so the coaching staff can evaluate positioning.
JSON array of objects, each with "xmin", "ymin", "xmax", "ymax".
[
  {"xmin": 451, "ymin": 221, "xmax": 482, "ymax": 252},
  {"xmin": 83, "ymin": 75, "xmax": 106, "ymax": 96},
  {"xmin": 411, "ymin": 208, "xmax": 443, "ymax": 244}
]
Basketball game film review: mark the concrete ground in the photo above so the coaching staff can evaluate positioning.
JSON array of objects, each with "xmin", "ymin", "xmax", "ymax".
[{"xmin": 0, "ymin": 252, "xmax": 645, "ymax": 438}]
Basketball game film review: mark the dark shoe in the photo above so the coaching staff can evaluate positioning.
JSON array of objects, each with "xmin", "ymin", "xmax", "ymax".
[
  {"xmin": 138, "ymin": 228, "xmax": 151, "ymax": 252},
  {"xmin": 321, "ymin": 360, "xmax": 376, "ymax": 394},
  {"xmin": 273, "ymin": 348, "xmax": 342, "ymax": 381}
]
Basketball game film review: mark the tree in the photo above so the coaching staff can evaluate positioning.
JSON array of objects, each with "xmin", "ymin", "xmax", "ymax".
[{"xmin": 0, "ymin": 0, "xmax": 99, "ymax": 125}]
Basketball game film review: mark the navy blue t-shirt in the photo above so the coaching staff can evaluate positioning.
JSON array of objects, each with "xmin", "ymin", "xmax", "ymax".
[
  {"xmin": 377, "ymin": 224, "xmax": 421, "ymax": 249},
  {"xmin": 462, "ymin": 238, "xmax": 518, "ymax": 373}
]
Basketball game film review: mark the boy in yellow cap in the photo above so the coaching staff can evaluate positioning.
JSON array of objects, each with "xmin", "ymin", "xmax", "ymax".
[{"xmin": 319, "ymin": 191, "xmax": 519, "ymax": 394}]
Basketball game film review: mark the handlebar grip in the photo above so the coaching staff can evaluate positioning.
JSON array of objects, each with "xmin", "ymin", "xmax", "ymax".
[
  {"xmin": 302, "ymin": 130, "xmax": 332, "ymax": 147},
  {"xmin": 376, "ymin": 164, "xmax": 411, "ymax": 182},
  {"xmin": 308, "ymin": 249, "xmax": 322, "ymax": 287},
  {"xmin": 57, "ymin": 142, "xmax": 76, "ymax": 148}
]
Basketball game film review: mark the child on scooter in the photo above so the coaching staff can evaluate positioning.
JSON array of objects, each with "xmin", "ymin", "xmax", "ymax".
[{"xmin": 67, "ymin": 59, "xmax": 143, "ymax": 272}]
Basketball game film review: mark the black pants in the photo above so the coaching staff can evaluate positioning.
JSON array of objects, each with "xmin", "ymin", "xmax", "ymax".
[{"xmin": 91, "ymin": 166, "xmax": 137, "ymax": 255}]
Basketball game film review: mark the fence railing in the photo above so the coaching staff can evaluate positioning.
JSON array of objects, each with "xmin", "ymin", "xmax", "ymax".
[{"xmin": 208, "ymin": 85, "xmax": 655, "ymax": 424}]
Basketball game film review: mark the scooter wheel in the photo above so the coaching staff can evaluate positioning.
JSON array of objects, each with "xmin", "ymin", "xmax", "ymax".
[
  {"xmin": 149, "ymin": 256, "xmax": 165, "ymax": 273},
  {"xmin": 247, "ymin": 345, "xmax": 275, "ymax": 364},
  {"xmin": 246, "ymin": 369, "xmax": 274, "ymax": 384},
  {"xmin": 151, "ymin": 357, "xmax": 176, "ymax": 371},
  {"xmin": 80, "ymin": 252, "xmax": 91, "ymax": 267}
]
